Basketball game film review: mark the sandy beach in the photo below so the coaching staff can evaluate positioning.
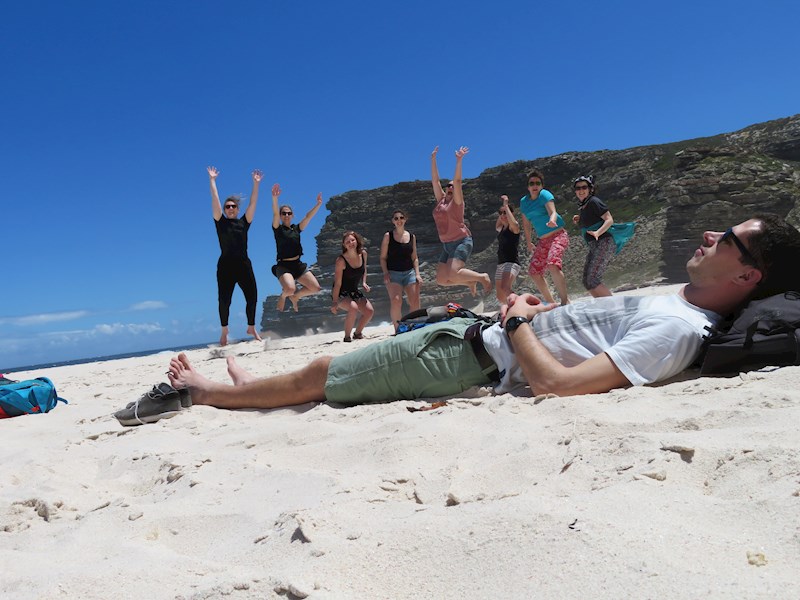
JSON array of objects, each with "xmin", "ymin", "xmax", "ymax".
[{"xmin": 2, "ymin": 285, "xmax": 800, "ymax": 599}]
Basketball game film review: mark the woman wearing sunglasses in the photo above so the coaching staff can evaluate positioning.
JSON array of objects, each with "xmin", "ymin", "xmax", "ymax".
[
  {"xmin": 495, "ymin": 196, "xmax": 522, "ymax": 304},
  {"xmin": 271, "ymin": 184, "xmax": 323, "ymax": 312},
  {"xmin": 430, "ymin": 146, "xmax": 492, "ymax": 296},
  {"xmin": 380, "ymin": 209, "xmax": 422, "ymax": 330},
  {"xmin": 208, "ymin": 166, "xmax": 263, "ymax": 346},
  {"xmin": 571, "ymin": 175, "xmax": 615, "ymax": 297},
  {"xmin": 519, "ymin": 169, "xmax": 570, "ymax": 305},
  {"xmin": 331, "ymin": 230, "xmax": 374, "ymax": 342}
]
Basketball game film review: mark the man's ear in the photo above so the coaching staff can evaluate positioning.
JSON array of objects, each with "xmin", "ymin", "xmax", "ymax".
[{"xmin": 735, "ymin": 267, "xmax": 763, "ymax": 288}]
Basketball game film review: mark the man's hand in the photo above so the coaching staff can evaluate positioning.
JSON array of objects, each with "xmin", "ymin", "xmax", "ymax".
[{"xmin": 500, "ymin": 293, "xmax": 556, "ymax": 325}]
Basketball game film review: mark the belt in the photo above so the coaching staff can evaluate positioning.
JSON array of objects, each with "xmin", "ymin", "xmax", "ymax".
[{"xmin": 464, "ymin": 322, "xmax": 500, "ymax": 382}]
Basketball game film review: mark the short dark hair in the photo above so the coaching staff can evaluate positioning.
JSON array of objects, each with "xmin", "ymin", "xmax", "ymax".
[
  {"xmin": 526, "ymin": 169, "xmax": 545, "ymax": 185},
  {"xmin": 391, "ymin": 209, "xmax": 407, "ymax": 219},
  {"xmin": 747, "ymin": 213, "xmax": 800, "ymax": 299}
]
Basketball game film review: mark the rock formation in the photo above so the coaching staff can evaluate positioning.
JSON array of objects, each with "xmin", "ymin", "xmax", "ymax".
[{"xmin": 262, "ymin": 114, "xmax": 800, "ymax": 336}]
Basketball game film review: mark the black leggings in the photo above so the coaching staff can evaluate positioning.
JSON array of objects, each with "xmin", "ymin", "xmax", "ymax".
[{"xmin": 217, "ymin": 257, "xmax": 258, "ymax": 327}]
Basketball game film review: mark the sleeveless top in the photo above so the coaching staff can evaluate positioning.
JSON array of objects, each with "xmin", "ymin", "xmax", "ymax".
[
  {"xmin": 215, "ymin": 217, "xmax": 250, "ymax": 259},
  {"xmin": 497, "ymin": 226, "xmax": 520, "ymax": 264},
  {"xmin": 340, "ymin": 253, "xmax": 365, "ymax": 294},
  {"xmin": 432, "ymin": 197, "xmax": 470, "ymax": 242},
  {"xmin": 386, "ymin": 230, "xmax": 415, "ymax": 271},
  {"xmin": 273, "ymin": 224, "xmax": 303, "ymax": 260}
]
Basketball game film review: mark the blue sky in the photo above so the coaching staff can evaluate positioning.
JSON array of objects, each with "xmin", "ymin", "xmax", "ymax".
[{"xmin": 2, "ymin": 0, "xmax": 798, "ymax": 370}]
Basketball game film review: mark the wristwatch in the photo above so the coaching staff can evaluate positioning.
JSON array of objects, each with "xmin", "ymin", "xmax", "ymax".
[{"xmin": 504, "ymin": 316, "xmax": 529, "ymax": 334}]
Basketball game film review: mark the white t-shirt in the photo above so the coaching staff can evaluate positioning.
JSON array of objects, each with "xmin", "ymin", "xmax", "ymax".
[{"xmin": 481, "ymin": 294, "xmax": 720, "ymax": 394}]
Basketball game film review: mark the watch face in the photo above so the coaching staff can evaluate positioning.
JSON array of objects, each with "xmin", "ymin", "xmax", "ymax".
[{"xmin": 506, "ymin": 316, "xmax": 528, "ymax": 333}]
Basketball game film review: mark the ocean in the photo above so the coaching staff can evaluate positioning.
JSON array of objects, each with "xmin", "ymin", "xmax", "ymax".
[{"xmin": 2, "ymin": 340, "xmax": 217, "ymax": 375}]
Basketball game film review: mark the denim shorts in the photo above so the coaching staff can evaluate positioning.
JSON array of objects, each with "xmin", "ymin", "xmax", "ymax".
[
  {"xmin": 388, "ymin": 268, "xmax": 417, "ymax": 287},
  {"xmin": 438, "ymin": 236, "xmax": 473, "ymax": 264}
]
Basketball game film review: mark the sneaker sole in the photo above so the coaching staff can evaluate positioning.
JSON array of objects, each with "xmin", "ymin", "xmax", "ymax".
[{"xmin": 115, "ymin": 409, "xmax": 182, "ymax": 427}]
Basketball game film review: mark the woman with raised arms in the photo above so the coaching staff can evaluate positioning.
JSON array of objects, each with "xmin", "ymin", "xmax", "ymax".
[
  {"xmin": 271, "ymin": 184, "xmax": 323, "ymax": 312},
  {"xmin": 208, "ymin": 166, "xmax": 263, "ymax": 346},
  {"xmin": 430, "ymin": 146, "xmax": 491, "ymax": 296}
]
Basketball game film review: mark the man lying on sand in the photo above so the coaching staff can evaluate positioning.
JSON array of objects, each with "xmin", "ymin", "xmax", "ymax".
[{"xmin": 168, "ymin": 215, "xmax": 800, "ymax": 408}]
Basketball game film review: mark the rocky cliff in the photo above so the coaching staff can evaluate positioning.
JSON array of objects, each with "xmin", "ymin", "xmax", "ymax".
[{"xmin": 262, "ymin": 114, "xmax": 800, "ymax": 335}]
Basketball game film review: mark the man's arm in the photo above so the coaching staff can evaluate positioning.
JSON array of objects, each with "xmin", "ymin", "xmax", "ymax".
[{"xmin": 502, "ymin": 294, "xmax": 631, "ymax": 396}]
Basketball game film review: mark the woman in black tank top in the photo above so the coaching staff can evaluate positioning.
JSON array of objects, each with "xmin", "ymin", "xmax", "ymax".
[
  {"xmin": 208, "ymin": 166, "xmax": 263, "ymax": 346},
  {"xmin": 379, "ymin": 209, "xmax": 422, "ymax": 330},
  {"xmin": 271, "ymin": 183, "xmax": 323, "ymax": 312},
  {"xmin": 331, "ymin": 231, "xmax": 374, "ymax": 342},
  {"xmin": 495, "ymin": 196, "xmax": 522, "ymax": 304}
]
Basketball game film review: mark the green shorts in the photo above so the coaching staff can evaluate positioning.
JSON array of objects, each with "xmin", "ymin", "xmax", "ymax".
[{"xmin": 324, "ymin": 318, "xmax": 493, "ymax": 406}]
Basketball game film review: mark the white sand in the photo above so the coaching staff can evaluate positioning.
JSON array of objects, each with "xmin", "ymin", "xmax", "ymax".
[{"xmin": 2, "ymin": 285, "xmax": 799, "ymax": 599}]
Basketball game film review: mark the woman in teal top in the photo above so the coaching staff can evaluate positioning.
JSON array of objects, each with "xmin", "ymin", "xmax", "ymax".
[{"xmin": 518, "ymin": 169, "xmax": 570, "ymax": 305}]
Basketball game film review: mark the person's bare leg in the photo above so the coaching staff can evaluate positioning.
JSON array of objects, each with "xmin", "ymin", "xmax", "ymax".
[
  {"xmin": 246, "ymin": 326, "xmax": 263, "ymax": 342},
  {"xmin": 227, "ymin": 356, "xmax": 258, "ymax": 386},
  {"xmin": 588, "ymin": 283, "xmax": 612, "ymax": 297},
  {"xmin": 387, "ymin": 282, "xmax": 404, "ymax": 327},
  {"xmin": 437, "ymin": 259, "xmax": 490, "ymax": 295},
  {"xmin": 219, "ymin": 326, "xmax": 229, "ymax": 347},
  {"xmin": 548, "ymin": 265, "xmax": 570, "ymax": 305},
  {"xmin": 405, "ymin": 281, "xmax": 421, "ymax": 313},
  {"xmin": 168, "ymin": 352, "xmax": 329, "ymax": 409},
  {"xmin": 289, "ymin": 272, "xmax": 322, "ymax": 312},
  {"xmin": 354, "ymin": 300, "xmax": 374, "ymax": 337},
  {"xmin": 277, "ymin": 274, "xmax": 297, "ymax": 312},
  {"xmin": 530, "ymin": 273, "xmax": 556, "ymax": 304},
  {"xmin": 343, "ymin": 300, "xmax": 358, "ymax": 341},
  {"xmin": 496, "ymin": 272, "xmax": 516, "ymax": 304}
]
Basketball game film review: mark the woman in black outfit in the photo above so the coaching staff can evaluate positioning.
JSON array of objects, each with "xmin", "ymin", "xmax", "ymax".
[
  {"xmin": 271, "ymin": 183, "xmax": 323, "ymax": 312},
  {"xmin": 331, "ymin": 231, "xmax": 374, "ymax": 342},
  {"xmin": 208, "ymin": 166, "xmax": 263, "ymax": 346},
  {"xmin": 495, "ymin": 195, "xmax": 522, "ymax": 304},
  {"xmin": 380, "ymin": 209, "xmax": 422, "ymax": 330}
]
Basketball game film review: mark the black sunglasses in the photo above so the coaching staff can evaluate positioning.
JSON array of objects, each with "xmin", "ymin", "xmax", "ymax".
[
  {"xmin": 280, "ymin": 211, "xmax": 293, "ymax": 216},
  {"xmin": 392, "ymin": 215, "xmax": 406, "ymax": 221},
  {"xmin": 720, "ymin": 227, "xmax": 758, "ymax": 267},
  {"xmin": 224, "ymin": 204, "xmax": 237, "ymax": 209},
  {"xmin": 574, "ymin": 185, "xmax": 589, "ymax": 191},
  {"xmin": 528, "ymin": 180, "xmax": 542, "ymax": 186}
]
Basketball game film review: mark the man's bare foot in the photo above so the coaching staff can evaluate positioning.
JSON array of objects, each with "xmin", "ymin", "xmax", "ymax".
[
  {"xmin": 289, "ymin": 293, "xmax": 299, "ymax": 312},
  {"xmin": 277, "ymin": 294, "xmax": 287, "ymax": 312},
  {"xmin": 247, "ymin": 326, "xmax": 263, "ymax": 342},
  {"xmin": 227, "ymin": 356, "xmax": 258, "ymax": 386},
  {"xmin": 168, "ymin": 353, "xmax": 222, "ymax": 405},
  {"xmin": 219, "ymin": 327, "xmax": 229, "ymax": 347},
  {"xmin": 468, "ymin": 282, "xmax": 478, "ymax": 297},
  {"xmin": 481, "ymin": 274, "xmax": 492, "ymax": 294}
]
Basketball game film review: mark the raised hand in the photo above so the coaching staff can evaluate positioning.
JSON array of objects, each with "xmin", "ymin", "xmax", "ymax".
[
  {"xmin": 431, "ymin": 146, "xmax": 439, "ymax": 159},
  {"xmin": 501, "ymin": 194, "xmax": 509, "ymax": 207},
  {"xmin": 207, "ymin": 166, "xmax": 219, "ymax": 179},
  {"xmin": 272, "ymin": 183, "xmax": 281, "ymax": 197},
  {"xmin": 252, "ymin": 169, "xmax": 263, "ymax": 182},
  {"xmin": 316, "ymin": 193, "xmax": 323, "ymax": 206},
  {"xmin": 455, "ymin": 146, "xmax": 469, "ymax": 159}
]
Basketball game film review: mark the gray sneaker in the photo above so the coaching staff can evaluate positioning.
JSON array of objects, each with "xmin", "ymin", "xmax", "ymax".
[{"xmin": 115, "ymin": 383, "xmax": 182, "ymax": 426}]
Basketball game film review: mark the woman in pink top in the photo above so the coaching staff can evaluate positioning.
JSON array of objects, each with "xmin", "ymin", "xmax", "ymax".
[{"xmin": 430, "ymin": 146, "xmax": 491, "ymax": 296}]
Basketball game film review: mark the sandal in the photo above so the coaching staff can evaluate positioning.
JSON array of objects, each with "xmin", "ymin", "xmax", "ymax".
[
  {"xmin": 353, "ymin": 332, "xmax": 364, "ymax": 340},
  {"xmin": 343, "ymin": 336, "xmax": 352, "ymax": 342}
]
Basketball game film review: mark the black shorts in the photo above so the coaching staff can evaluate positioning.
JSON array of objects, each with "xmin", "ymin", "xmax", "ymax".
[{"xmin": 272, "ymin": 260, "xmax": 308, "ymax": 279}]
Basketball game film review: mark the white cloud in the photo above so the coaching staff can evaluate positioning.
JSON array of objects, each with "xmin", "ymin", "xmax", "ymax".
[
  {"xmin": 95, "ymin": 322, "xmax": 164, "ymax": 335},
  {"xmin": 0, "ymin": 310, "xmax": 90, "ymax": 326},
  {"xmin": 130, "ymin": 300, "xmax": 167, "ymax": 311}
]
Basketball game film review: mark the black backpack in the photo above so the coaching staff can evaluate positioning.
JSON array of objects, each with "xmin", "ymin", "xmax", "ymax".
[
  {"xmin": 699, "ymin": 291, "xmax": 800, "ymax": 375},
  {"xmin": 396, "ymin": 302, "xmax": 495, "ymax": 334}
]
